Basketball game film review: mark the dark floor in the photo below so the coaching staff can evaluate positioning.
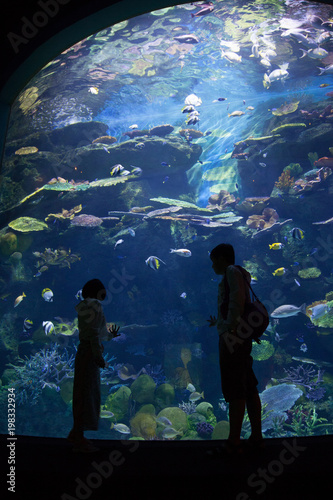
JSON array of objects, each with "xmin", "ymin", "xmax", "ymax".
[{"xmin": 1, "ymin": 434, "xmax": 332, "ymax": 499}]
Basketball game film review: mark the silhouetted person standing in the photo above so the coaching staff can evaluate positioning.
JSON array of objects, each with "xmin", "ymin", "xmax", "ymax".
[
  {"xmin": 208, "ymin": 243, "xmax": 263, "ymax": 453},
  {"xmin": 68, "ymin": 279, "xmax": 119, "ymax": 452}
]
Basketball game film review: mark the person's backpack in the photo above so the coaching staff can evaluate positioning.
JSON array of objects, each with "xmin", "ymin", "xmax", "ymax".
[{"xmin": 221, "ymin": 265, "xmax": 269, "ymax": 344}]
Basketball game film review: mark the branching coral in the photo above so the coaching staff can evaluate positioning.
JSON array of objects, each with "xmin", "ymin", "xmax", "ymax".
[
  {"xmin": 293, "ymin": 166, "xmax": 332, "ymax": 194},
  {"xmin": 274, "ymin": 170, "xmax": 294, "ymax": 192},
  {"xmin": 178, "ymin": 401, "xmax": 197, "ymax": 414},
  {"xmin": 7, "ymin": 344, "xmax": 75, "ymax": 405},
  {"xmin": 276, "ymin": 364, "xmax": 325, "ymax": 400}
]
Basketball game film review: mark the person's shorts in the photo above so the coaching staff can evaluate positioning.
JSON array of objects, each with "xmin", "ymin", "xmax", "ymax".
[{"xmin": 219, "ymin": 334, "xmax": 258, "ymax": 402}]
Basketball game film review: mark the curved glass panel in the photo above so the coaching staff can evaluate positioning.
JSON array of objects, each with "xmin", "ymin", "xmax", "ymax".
[{"xmin": 1, "ymin": 0, "xmax": 333, "ymax": 441}]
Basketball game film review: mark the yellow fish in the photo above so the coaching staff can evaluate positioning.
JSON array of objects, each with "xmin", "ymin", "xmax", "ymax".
[
  {"xmin": 88, "ymin": 86, "xmax": 99, "ymax": 94},
  {"xmin": 272, "ymin": 267, "xmax": 286, "ymax": 276},
  {"xmin": 14, "ymin": 292, "xmax": 26, "ymax": 308},
  {"xmin": 269, "ymin": 243, "xmax": 284, "ymax": 250}
]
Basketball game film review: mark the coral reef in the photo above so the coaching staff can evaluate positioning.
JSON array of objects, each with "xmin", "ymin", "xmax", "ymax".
[
  {"xmin": 206, "ymin": 190, "xmax": 237, "ymax": 211},
  {"xmin": 308, "ymin": 152, "xmax": 318, "ymax": 167},
  {"xmin": 298, "ymin": 267, "xmax": 321, "ymax": 279},
  {"xmin": 271, "ymin": 101, "xmax": 299, "ymax": 116},
  {"xmin": 143, "ymin": 364, "xmax": 166, "ymax": 386},
  {"xmin": 196, "ymin": 421, "xmax": 214, "ymax": 438},
  {"xmin": 8, "ymin": 251, "xmax": 27, "ymax": 282},
  {"xmin": 283, "ymin": 162, "xmax": 302, "ymax": 178},
  {"xmin": 211, "ymin": 420, "xmax": 230, "ymax": 440},
  {"xmin": 130, "ymin": 374, "xmax": 156, "ymax": 404},
  {"xmin": 0, "ymin": 313, "xmax": 19, "ymax": 355},
  {"xmin": 92, "ymin": 136, "xmax": 117, "ymax": 145},
  {"xmin": 156, "ymin": 406, "xmax": 188, "ymax": 434},
  {"xmin": 236, "ymin": 197, "xmax": 270, "ymax": 215},
  {"xmin": 260, "ymin": 383, "xmax": 303, "ymax": 431},
  {"xmin": 45, "ymin": 205, "xmax": 82, "ymax": 222},
  {"xmin": 293, "ymin": 166, "xmax": 332, "ymax": 193},
  {"xmin": 103, "ymin": 386, "xmax": 131, "ymax": 421},
  {"xmin": 252, "ymin": 340, "xmax": 275, "ymax": 361},
  {"xmin": 246, "ymin": 207, "xmax": 279, "ymax": 230},
  {"xmin": 33, "ymin": 247, "xmax": 80, "ymax": 273},
  {"xmin": 8, "ymin": 217, "xmax": 49, "ymax": 233},
  {"xmin": 300, "ymin": 103, "xmax": 333, "ymax": 121},
  {"xmin": 149, "ymin": 197, "xmax": 207, "ymax": 211},
  {"xmin": 284, "ymin": 406, "xmax": 332, "ymax": 436},
  {"xmin": 154, "ymin": 383, "xmax": 175, "ymax": 409},
  {"xmin": 130, "ymin": 412, "xmax": 157, "ymax": 439},
  {"xmin": 270, "ymin": 123, "xmax": 306, "ymax": 134},
  {"xmin": 70, "ymin": 214, "xmax": 103, "ymax": 228},
  {"xmin": 274, "ymin": 170, "xmax": 294, "ymax": 192},
  {"xmin": 277, "ymin": 364, "xmax": 324, "ymax": 399},
  {"xmin": 178, "ymin": 401, "xmax": 197, "ymax": 414},
  {"xmin": 7, "ymin": 344, "xmax": 75, "ymax": 405},
  {"xmin": 149, "ymin": 124, "xmax": 174, "ymax": 137},
  {"xmin": 179, "ymin": 129, "xmax": 204, "ymax": 139},
  {"xmin": 0, "ymin": 232, "xmax": 18, "ymax": 256}
]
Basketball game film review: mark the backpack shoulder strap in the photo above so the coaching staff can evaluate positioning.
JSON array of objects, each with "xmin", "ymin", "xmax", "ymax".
[{"xmin": 234, "ymin": 265, "xmax": 260, "ymax": 301}]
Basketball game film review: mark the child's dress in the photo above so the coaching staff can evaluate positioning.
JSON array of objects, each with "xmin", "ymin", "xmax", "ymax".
[{"xmin": 72, "ymin": 298, "xmax": 109, "ymax": 431}]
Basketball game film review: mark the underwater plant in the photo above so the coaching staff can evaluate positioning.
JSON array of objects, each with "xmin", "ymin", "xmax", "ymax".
[{"xmin": 284, "ymin": 405, "xmax": 333, "ymax": 437}]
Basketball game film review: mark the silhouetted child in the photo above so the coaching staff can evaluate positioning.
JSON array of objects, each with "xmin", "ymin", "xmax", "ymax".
[
  {"xmin": 208, "ymin": 243, "xmax": 263, "ymax": 454},
  {"xmin": 67, "ymin": 279, "xmax": 120, "ymax": 452}
]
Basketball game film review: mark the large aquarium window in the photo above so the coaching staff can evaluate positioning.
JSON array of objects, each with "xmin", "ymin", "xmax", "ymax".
[{"xmin": 1, "ymin": 0, "xmax": 333, "ymax": 441}]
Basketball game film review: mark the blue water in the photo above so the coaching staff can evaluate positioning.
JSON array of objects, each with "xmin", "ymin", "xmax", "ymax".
[{"xmin": 1, "ymin": 0, "xmax": 333, "ymax": 440}]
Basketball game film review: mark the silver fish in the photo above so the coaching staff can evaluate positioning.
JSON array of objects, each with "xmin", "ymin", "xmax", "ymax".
[
  {"xmin": 114, "ymin": 239, "xmax": 124, "ymax": 249},
  {"xmin": 271, "ymin": 303, "xmax": 306, "ymax": 318}
]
